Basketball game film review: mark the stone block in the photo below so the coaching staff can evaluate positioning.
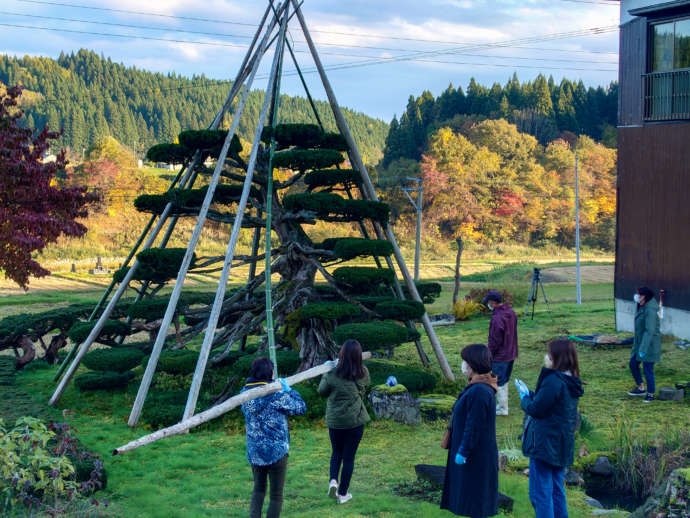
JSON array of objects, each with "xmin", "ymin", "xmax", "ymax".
[
  {"xmin": 368, "ymin": 387, "xmax": 420, "ymax": 425},
  {"xmin": 658, "ymin": 386, "xmax": 684, "ymax": 401}
]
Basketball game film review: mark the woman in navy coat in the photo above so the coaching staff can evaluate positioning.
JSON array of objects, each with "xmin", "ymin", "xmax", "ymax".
[{"xmin": 441, "ymin": 344, "xmax": 499, "ymax": 518}]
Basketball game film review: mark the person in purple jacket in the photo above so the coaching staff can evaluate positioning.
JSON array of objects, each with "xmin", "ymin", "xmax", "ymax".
[{"xmin": 482, "ymin": 290, "xmax": 518, "ymax": 416}]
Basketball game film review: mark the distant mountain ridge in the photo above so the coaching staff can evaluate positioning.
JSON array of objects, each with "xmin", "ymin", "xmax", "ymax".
[{"xmin": 0, "ymin": 49, "xmax": 388, "ymax": 164}]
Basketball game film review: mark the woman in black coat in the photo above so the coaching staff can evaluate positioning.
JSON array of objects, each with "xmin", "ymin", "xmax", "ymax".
[{"xmin": 441, "ymin": 344, "xmax": 499, "ymax": 518}]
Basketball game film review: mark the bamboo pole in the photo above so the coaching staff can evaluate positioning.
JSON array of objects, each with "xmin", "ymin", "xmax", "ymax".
[
  {"xmin": 179, "ymin": 6, "xmax": 290, "ymax": 422},
  {"xmin": 290, "ymin": 0, "xmax": 454, "ymax": 381},
  {"xmin": 114, "ymin": 352, "xmax": 371, "ymax": 455}
]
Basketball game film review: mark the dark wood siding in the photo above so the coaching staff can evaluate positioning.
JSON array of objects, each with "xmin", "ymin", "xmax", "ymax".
[
  {"xmin": 615, "ymin": 123, "xmax": 690, "ymax": 310},
  {"xmin": 619, "ymin": 18, "xmax": 647, "ymax": 126}
]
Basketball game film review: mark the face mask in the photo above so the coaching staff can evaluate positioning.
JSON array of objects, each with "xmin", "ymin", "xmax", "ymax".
[
  {"xmin": 544, "ymin": 354, "xmax": 553, "ymax": 369},
  {"xmin": 487, "ymin": 303, "xmax": 494, "ymax": 312},
  {"xmin": 633, "ymin": 294, "xmax": 641, "ymax": 304},
  {"xmin": 461, "ymin": 361, "xmax": 471, "ymax": 377}
]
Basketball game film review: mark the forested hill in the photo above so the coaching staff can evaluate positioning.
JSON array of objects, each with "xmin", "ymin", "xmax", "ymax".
[
  {"xmin": 0, "ymin": 49, "xmax": 388, "ymax": 164},
  {"xmin": 381, "ymin": 73, "xmax": 618, "ymax": 168}
]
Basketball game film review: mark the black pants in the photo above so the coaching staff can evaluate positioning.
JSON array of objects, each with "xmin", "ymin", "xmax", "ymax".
[
  {"xmin": 250, "ymin": 454, "xmax": 288, "ymax": 518},
  {"xmin": 329, "ymin": 425, "xmax": 364, "ymax": 496}
]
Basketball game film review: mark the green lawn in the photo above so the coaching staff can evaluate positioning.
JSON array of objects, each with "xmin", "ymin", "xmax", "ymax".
[{"xmin": 3, "ymin": 271, "xmax": 689, "ymax": 518}]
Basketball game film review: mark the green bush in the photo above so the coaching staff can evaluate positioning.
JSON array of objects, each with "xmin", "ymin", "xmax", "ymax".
[
  {"xmin": 403, "ymin": 281, "xmax": 442, "ymax": 304},
  {"xmin": 332, "ymin": 267, "xmax": 394, "ymax": 293},
  {"xmin": 293, "ymin": 380, "xmax": 327, "ymax": 420},
  {"xmin": 178, "ymin": 129, "xmax": 242, "ymax": 157},
  {"xmin": 297, "ymin": 302, "xmax": 361, "ymax": 321},
  {"xmin": 262, "ymin": 123, "xmax": 323, "ymax": 148},
  {"xmin": 332, "ymin": 321, "xmax": 412, "ymax": 351},
  {"xmin": 74, "ymin": 371, "xmax": 135, "ymax": 391},
  {"xmin": 315, "ymin": 238, "xmax": 394, "ymax": 260},
  {"xmin": 304, "ymin": 169, "xmax": 361, "ymax": 191},
  {"xmin": 82, "ymin": 348, "xmax": 144, "ymax": 373},
  {"xmin": 127, "ymin": 291, "xmax": 215, "ymax": 321},
  {"xmin": 156, "ymin": 349, "xmax": 199, "ymax": 375},
  {"xmin": 273, "ymin": 149, "xmax": 344, "ymax": 171},
  {"xmin": 319, "ymin": 132, "xmax": 349, "ymax": 151},
  {"xmin": 374, "ymin": 300, "xmax": 426, "ymax": 320},
  {"xmin": 365, "ymin": 359, "xmax": 438, "ymax": 393},
  {"xmin": 141, "ymin": 391, "xmax": 188, "ymax": 429},
  {"xmin": 114, "ymin": 248, "xmax": 194, "ymax": 284},
  {"xmin": 418, "ymin": 394, "xmax": 457, "ymax": 421},
  {"xmin": 134, "ymin": 184, "xmax": 259, "ymax": 215},
  {"xmin": 210, "ymin": 350, "xmax": 246, "ymax": 369},
  {"xmin": 282, "ymin": 192, "xmax": 389, "ymax": 225},
  {"xmin": 67, "ymin": 320, "xmax": 131, "ymax": 344},
  {"xmin": 146, "ymin": 143, "xmax": 192, "ymax": 164},
  {"xmin": 231, "ymin": 349, "xmax": 302, "ymax": 379}
]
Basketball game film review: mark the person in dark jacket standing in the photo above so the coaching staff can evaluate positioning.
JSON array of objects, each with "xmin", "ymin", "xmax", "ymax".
[
  {"xmin": 241, "ymin": 357, "xmax": 306, "ymax": 518},
  {"xmin": 627, "ymin": 286, "xmax": 662, "ymax": 403},
  {"xmin": 318, "ymin": 339, "xmax": 370, "ymax": 505},
  {"xmin": 441, "ymin": 344, "xmax": 499, "ymax": 518},
  {"xmin": 482, "ymin": 290, "xmax": 518, "ymax": 416},
  {"xmin": 515, "ymin": 339, "xmax": 584, "ymax": 518}
]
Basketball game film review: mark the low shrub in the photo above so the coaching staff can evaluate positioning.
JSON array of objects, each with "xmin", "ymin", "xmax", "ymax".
[
  {"xmin": 82, "ymin": 348, "xmax": 144, "ymax": 373},
  {"xmin": 466, "ymin": 288, "xmax": 515, "ymax": 310},
  {"xmin": 141, "ymin": 391, "xmax": 188, "ymax": 429},
  {"xmin": 157, "ymin": 349, "xmax": 199, "ymax": 375},
  {"xmin": 127, "ymin": 291, "xmax": 215, "ymax": 322},
  {"xmin": 452, "ymin": 299, "xmax": 482, "ymax": 320},
  {"xmin": 74, "ymin": 371, "xmax": 135, "ymax": 391},
  {"xmin": 332, "ymin": 321, "xmax": 411, "ymax": 351},
  {"xmin": 230, "ymin": 349, "xmax": 302, "ymax": 379},
  {"xmin": 153, "ymin": 371, "xmax": 191, "ymax": 392},
  {"xmin": 418, "ymin": 394, "xmax": 457, "ymax": 421},
  {"xmin": 365, "ymin": 359, "xmax": 437, "ymax": 393},
  {"xmin": 293, "ymin": 380, "xmax": 327, "ymax": 420},
  {"xmin": 374, "ymin": 300, "xmax": 426, "ymax": 320},
  {"xmin": 67, "ymin": 320, "xmax": 131, "ymax": 345},
  {"xmin": 332, "ymin": 267, "xmax": 394, "ymax": 292}
]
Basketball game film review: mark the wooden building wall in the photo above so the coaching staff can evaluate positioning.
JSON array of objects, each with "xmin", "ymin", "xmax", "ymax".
[
  {"xmin": 618, "ymin": 17, "xmax": 647, "ymax": 127},
  {"xmin": 615, "ymin": 123, "xmax": 690, "ymax": 310}
]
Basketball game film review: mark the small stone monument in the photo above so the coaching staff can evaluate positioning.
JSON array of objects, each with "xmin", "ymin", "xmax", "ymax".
[
  {"xmin": 88, "ymin": 256, "xmax": 111, "ymax": 275},
  {"xmin": 368, "ymin": 384, "xmax": 421, "ymax": 425},
  {"xmin": 71, "ymin": 263, "xmax": 76, "ymax": 273}
]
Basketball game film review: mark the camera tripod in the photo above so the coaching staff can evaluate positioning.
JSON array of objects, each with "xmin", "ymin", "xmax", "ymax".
[{"xmin": 524, "ymin": 267, "xmax": 550, "ymax": 320}]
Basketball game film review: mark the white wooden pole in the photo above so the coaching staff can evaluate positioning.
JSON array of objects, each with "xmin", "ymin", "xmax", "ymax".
[
  {"xmin": 290, "ymin": 0, "xmax": 455, "ymax": 381},
  {"xmin": 181, "ymin": 5, "xmax": 290, "ymax": 421},
  {"xmin": 128, "ymin": 1, "xmax": 291, "ymax": 427},
  {"xmin": 114, "ymin": 353, "xmax": 371, "ymax": 455}
]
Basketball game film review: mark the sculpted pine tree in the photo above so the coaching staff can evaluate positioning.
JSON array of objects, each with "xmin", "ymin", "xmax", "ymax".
[{"xmin": 123, "ymin": 124, "xmax": 432, "ymax": 370}]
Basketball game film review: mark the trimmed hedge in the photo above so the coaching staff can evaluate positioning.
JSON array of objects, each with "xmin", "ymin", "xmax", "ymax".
[
  {"xmin": 319, "ymin": 132, "xmax": 349, "ymax": 151},
  {"xmin": 67, "ymin": 320, "xmax": 131, "ymax": 344},
  {"xmin": 178, "ymin": 130, "xmax": 242, "ymax": 157},
  {"xmin": 365, "ymin": 359, "xmax": 437, "ymax": 393},
  {"xmin": 333, "ymin": 267, "xmax": 394, "ymax": 292},
  {"xmin": 374, "ymin": 300, "xmax": 426, "ymax": 320},
  {"xmin": 127, "ymin": 291, "xmax": 216, "ymax": 321},
  {"xmin": 146, "ymin": 143, "xmax": 191, "ymax": 164},
  {"xmin": 331, "ymin": 321, "xmax": 412, "ymax": 351},
  {"xmin": 403, "ymin": 281, "xmax": 442, "ymax": 304},
  {"xmin": 297, "ymin": 302, "xmax": 361, "ymax": 322},
  {"xmin": 82, "ymin": 348, "xmax": 144, "ymax": 373},
  {"xmin": 74, "ymin": 371, "xmax": 135, "ymax": 391},
  {"xmin": 273, "ymin": 149, "xmax": 344, "ymax": 172},
  {"xmin": 114, "ymin": 248, "xmax": 194, "ymax": 284},
  {"xmin": 294, "ymin": 380, "xmax": 327, "ymax": 419},
  {"xmin": 282, "ymin": 192, "xmax": 389, "ymax": 225},
  {"xmin": 155, "ymin": 349, "xmax": 199, "ymax": 375},
  {"xmin": 134, "ymin": 184, "xmax": 259, "ymax": 215},
  {"xmin": 141, "ymin": 390, "xmax": 187, "ymax": 428},
  {"xmin": 304, "ymin": 169, "xmax": 361, "ymax": 191},
  {"xmin": 262, "ymin": 123, "xmax": 323, "ymax": 148}
]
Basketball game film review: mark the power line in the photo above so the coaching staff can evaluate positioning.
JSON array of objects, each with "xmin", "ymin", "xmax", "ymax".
[{"xmin": 15, "ymin": 0, "xmax": 619, "ymax": 46}]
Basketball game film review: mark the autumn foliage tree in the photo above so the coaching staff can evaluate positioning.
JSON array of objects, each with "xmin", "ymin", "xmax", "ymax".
[{"xmin": 0, "ymin": 86, "xmax": 95, "ymax": 288}]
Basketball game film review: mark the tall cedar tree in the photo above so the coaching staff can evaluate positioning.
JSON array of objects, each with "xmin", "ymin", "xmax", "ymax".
[{"xmin": 0, "ymin": 86, "xmax": 95, "ymax": 288}]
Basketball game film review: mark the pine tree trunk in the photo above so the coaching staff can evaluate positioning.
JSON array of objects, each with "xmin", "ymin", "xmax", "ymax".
[{"xmin": 452, "ymin": 236, "xmax": 463, "ymax": 305}]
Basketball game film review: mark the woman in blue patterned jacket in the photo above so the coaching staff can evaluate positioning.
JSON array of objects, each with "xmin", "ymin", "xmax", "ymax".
[{"xmin": 241, "ymin": 357, "xmax": 306, "ymax": 518}]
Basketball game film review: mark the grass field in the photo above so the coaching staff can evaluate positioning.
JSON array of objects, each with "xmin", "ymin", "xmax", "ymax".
[{"xmin": 2, "ymin": 261, "xmax": 688, "ymax": 518}]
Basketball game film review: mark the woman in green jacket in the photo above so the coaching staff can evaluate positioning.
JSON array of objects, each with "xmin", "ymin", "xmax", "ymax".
[
  {"xmin": 318, "ymin": 339, "xmax": 370, "ymax": 505},
  {"xmin": 627, "ymin": 286, "xmax": 662, "ymax": 403}
]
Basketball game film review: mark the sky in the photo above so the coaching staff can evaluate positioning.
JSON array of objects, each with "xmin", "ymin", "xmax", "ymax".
[{"xmin": 0, "ymin": 0, "xmax": 621, "ymax": 121}]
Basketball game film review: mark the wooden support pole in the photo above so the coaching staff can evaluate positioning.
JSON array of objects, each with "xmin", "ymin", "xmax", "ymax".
[
  {"xmin": 114, "ymin": 352, "xmax": 371, "ymax": 455},
  {"xmin": 180, "ymin": 5, "xmax": 289, "ymax": 422},
  {"xmin": 290, "ymin": 0, "xmax": 454, "ymax": 381}
]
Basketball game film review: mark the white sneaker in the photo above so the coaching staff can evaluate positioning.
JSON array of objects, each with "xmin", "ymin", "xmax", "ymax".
[
  {"xmin": 337, "ymin": 493, "xmax": 352, "ymax": 504},
  {"xmin": 328, "ymin": 479, "xmax": 338, "ymax": 498}
]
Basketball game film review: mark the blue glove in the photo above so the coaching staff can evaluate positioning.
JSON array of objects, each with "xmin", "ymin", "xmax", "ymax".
[
  {"xmin": 638, "ymin": 351, "xmax": 645, "ymax": 359},
  {"xmin": 324, "ymin": 359, "xmax": 338, "ymax": 369},
  {"xmin": 386, "ymin": 376, "xmax": 398, "ymax": 387},
  {"xmin": 455, "ymin": 452, "xmax": 466, "ymax": 465},
  {"xmin": 278, "ymin": 378, "xmax": 290, "ymax": 391},
  {"xmin": 514, "ymin": 378, "xmax": 530, "ymax": 399}
]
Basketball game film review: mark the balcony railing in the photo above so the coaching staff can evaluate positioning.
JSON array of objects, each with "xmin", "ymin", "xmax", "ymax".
[{"xmin": 644, "ymin": 69, "xmax": 690, "ymax": 121}]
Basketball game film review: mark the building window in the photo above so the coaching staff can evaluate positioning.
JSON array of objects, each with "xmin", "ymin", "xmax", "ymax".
[{"xmin": 645, "ymin": 18, "xmax": 690, "ymax": 120}]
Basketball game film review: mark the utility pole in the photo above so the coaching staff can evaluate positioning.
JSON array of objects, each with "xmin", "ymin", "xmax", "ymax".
[
  {"xmin": 575, "ymin": 155, "xmax": 581, "ymax": 305},
  {"xmin": 403, "ymin": 176, "xmax": 423, "ymax": 282}
]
